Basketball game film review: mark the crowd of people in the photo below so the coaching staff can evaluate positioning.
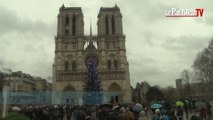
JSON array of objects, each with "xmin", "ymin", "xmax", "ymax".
[{"xmin": 7, "ymin": 99, "xmax": 212, "ymax": 120}]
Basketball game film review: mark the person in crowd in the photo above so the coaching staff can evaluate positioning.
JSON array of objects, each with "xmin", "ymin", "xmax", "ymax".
[
  {"xmin": 59, "ymin": 105, "xmax": 65, "ymax": 120},
  {"xmin": 184, "ymin": 100, "xmax": 189, "ymax": 119},
  {"xmin": 144, "ymin": 106, "xmax": 149, "ymax": 117},
  {"xmin": 42, "ymin": 106, "xmax": 49, "ymax": 120},
  {"xmin": 161, "ymin": 111, "xmax": 169, "ymax": 120},
  {"xmin": 199, "ymin": 107, "xmax": 207, "ymax": 120},
  {"xmin": 138, "ymin": 111, "xmax": 148, "ymax": 120},
  {"xmin": 97, "ymin": 108, "xmax": 104, "ymax": 120},
  {"xmin": 53, "ymin": 105, "xmax": 60, "ymax": 120},
  {"xmin": 191, "ymin": 115, "xmax": 201, "ymax": 120},
  {"xmin": 192, "ymin": 99, "xmax": 196, "ymax": 110},
  {"xmin": 85, "ymin": 108, "xmax": 92, "ymax": 120},
  {"xmin": 118, "ymin": 107, "xmax": 127, "ymax": 120},
  {"xmin": 126, "ymin": 107, "xmax": 135, "ymax": 120},
  {"xmin": 106, "ymin": 110, "xmax": 117, "ymax": 120},
  {"xmin": 65, "ymin": 106, "xmax": 73, "ymax": 120},
  {"xmin": 168, "ymin": 109, "xmax": 177, "ymax": 120},
  {"xmin": 175, "ymin": 106, "xmax": 183, "ymax": 120},
  {"xmin": 73, "ymin": 106, "xmax": 79, "ymax": 120},
  {"xmin": 206, "ymin": 102, "xmax": 212, "ymax": 120},
  {"xmin": 152, "ymin": 109, "xmax": 161, "ymax": 120}
]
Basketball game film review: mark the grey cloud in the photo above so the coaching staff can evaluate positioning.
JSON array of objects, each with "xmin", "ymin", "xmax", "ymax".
[
  {"xmin": 193, "ymin": 16, "xmax": 213, "ymax": 26},
  {"xmin": 0, "ymin": 5, "xmax": 55, "ymax": 82},
  {"xmin": 162, "ymin": 35, "xmax": 209, "ymax": 52},
  {"xmin": 206, "ymin": 17, "xmax": 213, "ymax": 26},
  {"xmin": 0, "ymin": 59, "xmax": 14, "ymax": 74},
  {"xmin": 143, "ymin": 31, "xmax": 153, "ymax": 46},
  {"xmin": 0, "ymin": 5, "xmax": 55, "ymax": 37},
  {"xmin": 159, "ymin": 35, "xmax": 211, "ymax": 67},
  {"xmin": 129, "ymin": 54, "xmax": 164, "ymax": 85},
  {"xmin": 120, "ymin": 1, "xmax": 179, "ymax": 23}
]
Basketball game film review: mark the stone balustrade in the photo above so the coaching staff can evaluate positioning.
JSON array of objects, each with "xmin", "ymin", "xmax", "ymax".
[{"xmin": 56, "ymin": 71, "xmax": 126, "ymax": 81}]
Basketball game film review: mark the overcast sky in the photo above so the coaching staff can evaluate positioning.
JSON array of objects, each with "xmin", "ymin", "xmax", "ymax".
[{"xmin": 0, "ymin": 0, "xmax": 213, "ymax": 87}]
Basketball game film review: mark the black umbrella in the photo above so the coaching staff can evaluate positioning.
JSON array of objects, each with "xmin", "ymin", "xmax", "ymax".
[{"xmin": 100, "ymin": 104, "xmax": 113, "ymax": 110}]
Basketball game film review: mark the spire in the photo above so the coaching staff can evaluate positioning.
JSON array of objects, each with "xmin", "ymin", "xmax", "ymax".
[
  {"xmin": 86, "ymin": 20, "xmax": 96, "ymax": 50},
  {"xmin": 90, "ymin": 20, "xmax": 92, "ymax": 37},
  {"xmin": 62, "ymin": 4, "xmax": 65, "ymax": 8}
]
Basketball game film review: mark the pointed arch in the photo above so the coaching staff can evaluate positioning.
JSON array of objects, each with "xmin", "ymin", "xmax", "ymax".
[
  {"xmin": 107, "ymin": 60, "xmax": 111, "ymax": 70},
  {"xmin": 72, "ymin": 15, "xmax": 76, "ymax": 36},
  {"xmin": 108, "ymin": 82, "xmax": 122, "ymax": 91},
  {"xmin": 71, "ymin": 61, "xmax": 76, "ymax": 71},
  {"xmin": 65, "ymin": 15, "xmax": 69, "ymax": 35},
  {"xmin": 106, "ymin": 41, "xmax": 109, "ymax": 49},
  {"xmin": 105, "ymin": 15, "xmax": 109, "ymax": 35},
  {"xmin": 65, "ymin": 29, "xmax": 69, "ymax": 35},
  {"xmin": 114, "ymin": 60, "xmax": 118, "ymax": 70},
  {"xmin": 111, "ymin": 15, "xmax": 115, "ymax": 34},
  {"xmin": 65, "ymin": 15, "xmax": 69, "ymax": 26},
  {"xmin": 63, "ymin": 85, "xmax": 76, "ymax": 91},
  {"xmin": 64, "ymin": 61, "xmax": 69, "ymax": 72}
]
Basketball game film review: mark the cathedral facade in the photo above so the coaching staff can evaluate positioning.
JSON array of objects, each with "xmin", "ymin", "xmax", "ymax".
[{"xmin": 52, "ymin": 5, "xmax": 131, "ymax": 104}]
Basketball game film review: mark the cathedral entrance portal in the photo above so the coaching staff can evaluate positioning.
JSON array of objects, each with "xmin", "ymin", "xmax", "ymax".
[
  {"xmin": 62, "ymin": 85, "xmax": 77, "ymax": 104},
  {"xmin": 107, "ymin": 83, "xmax": 122, "ymax": 104}
]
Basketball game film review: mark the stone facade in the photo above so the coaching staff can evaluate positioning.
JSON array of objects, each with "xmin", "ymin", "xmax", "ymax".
[
  {"xmin": 2, "ymin": 71, "xmax": 51, "ymax": 92},
  {"xmin": 52, "ymin": 5, "xmax": 132, "ymax": 104},
  {"xmin": 133, "ymin": 82, "xmax": 150, "ymax": 103},
  {"xmin": 0, "ymin": 71, "xmax": 52, "ymax": 104}
]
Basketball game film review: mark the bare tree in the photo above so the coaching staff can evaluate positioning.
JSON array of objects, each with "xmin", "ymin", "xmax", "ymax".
[
  {"xmin": 161, "ymin": 86, "xmax": 176, "ymax": 102},
  {"xmin": 180, "ymin": 69, "xmax": 192, "ymax": 98},
  {"xmin": 192, "ymin": 39, "xmax": 213, "ymax": 99},
  {"xmin": 193, "ymin": 39, "xmax": 213, "ymax": 83}
]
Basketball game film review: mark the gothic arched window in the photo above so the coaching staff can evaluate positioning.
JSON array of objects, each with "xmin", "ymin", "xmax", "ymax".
[
  {"xmin": 72, "ymin": 15, "xmax": 76, "ymax": 36},
  {"xmin": 65, "ymin": 61, "xmax": 69, "ymax": 72},
  {"xmin": 111, "ymin": 15, "xmax": 115, "ymax": 34},
  {"xmin": 106, "ymin": 41, "xmax": 109, "ymax": 49},
  {"xmin": 107, "ymin": 60, "xmax": 111, "ymax": 70},
  {"xmin": 65, "ymin": 15, "xmax": 69, "ymax": 26},
  {"xmin": 105, "ymin": 15, "xmax": 109, "ymax": 35},
  {"xmin": 114, "ymin": 60, "xmax": 118, "ymax": 70},
  {"xmin": 113, "ymin": 41, "xmax": 116, "ymax": 49},
  {"xmin": 65, "ymin": 15, "xmax": 69, "ymax": 35},
  {"xmin": 72, "ymin": 61, "xmax": 76, "ymax": 71}
]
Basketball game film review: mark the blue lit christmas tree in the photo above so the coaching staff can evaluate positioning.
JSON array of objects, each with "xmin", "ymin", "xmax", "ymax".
[
  {"xmin": 83, "ymin": 23, "xmax": 102, "ymax": 105},
  {"xmin": 83, "ymin": 58, "xmax": 102, "ymax": 105}
]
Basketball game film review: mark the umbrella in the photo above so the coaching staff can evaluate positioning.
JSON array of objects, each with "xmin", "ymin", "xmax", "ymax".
[
  {"xmin": 112, "ymin": 105, "xmax": 121, "ymax": 112},
  {"xmin": 176, "ymin": 101, "xmax": 184, "ymax": 107},
  {"xmin": 54, "ymin": 105, "xmax": 59, "ymax": 108},
  {"xmin": 78, "ymin": 107, "xmax": 87, "ymax": 111},
  {"xmin": 135, "ymin": 103, "xmax": 143, "ymax": 107},
  {"xmin": 150, "ymin": 103, "xmax": 162, "ymax": 109},
  {"xmin": 132, "ymin": 103, "xmax": 143, "ymax": 112},
  {"xmin": 132, "ymin": 104, "xmax": 143, "ymax": 112},
  {"xmin": 112, "ymin": 105, "xmax": 120, "ymax": 110},
  {"xmin": 12, "ymin": 106, "xmax": 21, "ymax": 111},
  {"xmin": 100, "ymin": 103, "xmax": 113, "ymax": 109}
]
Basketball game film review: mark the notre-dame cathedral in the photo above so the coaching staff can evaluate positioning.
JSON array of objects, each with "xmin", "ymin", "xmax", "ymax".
[{"xmin": 52, "ymin": 4, "xmax": 131, "ymax": 104}]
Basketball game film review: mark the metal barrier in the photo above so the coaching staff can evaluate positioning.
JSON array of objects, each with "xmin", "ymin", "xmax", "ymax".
[{"xmin": 0, "ymin": 91, "xmax": 121, "ymax": 105}]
